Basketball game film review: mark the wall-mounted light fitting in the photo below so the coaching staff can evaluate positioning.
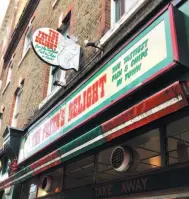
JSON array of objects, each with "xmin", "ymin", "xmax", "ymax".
[
  {"xmin": 53, "ymin": 81, "xmax": 65, "ymax": 87},
  {"xmin": 84, "ymin": 40, "xmax": 103, "ymax": 51}
]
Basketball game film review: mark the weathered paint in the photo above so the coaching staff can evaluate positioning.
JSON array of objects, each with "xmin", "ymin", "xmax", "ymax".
[{"xmin": 102, "ymin": 81, "xmax": 187, "ymax": 141}]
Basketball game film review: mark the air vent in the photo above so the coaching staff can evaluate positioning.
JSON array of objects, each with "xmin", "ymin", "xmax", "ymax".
[
  {"xmin": 40, "ymin": 176, "xmax": 52, "ymax": 192},
  {"xmin": 110, "ymin": 146, "xmax": 132, "ymax": 172}
]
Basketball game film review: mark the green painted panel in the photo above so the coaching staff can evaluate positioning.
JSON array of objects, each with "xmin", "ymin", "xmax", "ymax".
[{"xmin": 179, "ymin": 1, "xmax": 189, "ymax": 50}]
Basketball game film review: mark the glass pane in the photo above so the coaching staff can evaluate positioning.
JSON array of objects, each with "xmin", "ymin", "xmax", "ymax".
[
  {"xmin": 115, "ymin": 0, "xmax": 125, "ymax": 22},
  {"xmin": 167, "ymin": 116, "xmax": 189, "ymax": 165},
  {"xmin": 115, "ymin": 0, "xmax": 120, "ymax": 22},
  {"xmin": 64, "ymin": 156, "xmax": 94, "ymax": 189},
  {"xmin": 96, "ymin": 128, "xmax": 161, "ymax": 182},
  {"xmin": 21, "ymin": 177, "xmax": 38, "ymax": 199}
]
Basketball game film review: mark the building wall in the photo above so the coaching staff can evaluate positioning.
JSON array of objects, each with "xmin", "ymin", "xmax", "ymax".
[
  {"xmin": 0, "ymin": 0, "xmax": 109, "ymax": 146},
  {"xmin": 0, "ymin": 0, "xmax": 28, "ymax": 145}
]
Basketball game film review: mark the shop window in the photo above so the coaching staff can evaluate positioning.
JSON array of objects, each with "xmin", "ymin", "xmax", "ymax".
[
  {"xmin": 20, "ymin": 177, "xmax": 38, "ymax": 199},
  {"xmin": 167, "ymin": 116, "xmax": 189, "ymax": 165},
  {"xmin": 96, "ymin": 128, "xmax": 161, "ymax": 182},
  {"xmin": 64, "ymin": 156, "xmax": 94, "ymax": 189},
  {"xmin": 22, "ymin": 23, "xmax": 32, "ymax": 57},
  {"xmin": 12, "ymin": 82, "xmax": 24, "ymax": 127}
]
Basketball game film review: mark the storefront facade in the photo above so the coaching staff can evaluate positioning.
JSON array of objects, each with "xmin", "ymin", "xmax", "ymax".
[{"xmin": 1, "ymin": 0, "xmax": 189, "ymax": 199}]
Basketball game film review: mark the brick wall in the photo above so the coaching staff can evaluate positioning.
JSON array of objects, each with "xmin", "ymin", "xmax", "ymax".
[{"xmin": 0, "ymin": 0, "xmax": 107, "ymax": 146}]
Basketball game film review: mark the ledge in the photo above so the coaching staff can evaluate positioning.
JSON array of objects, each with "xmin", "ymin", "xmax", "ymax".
[
  {"xmin": 38, "ymin": 87, "xmax": 61, "ymax": 109},
  {"xmin": 100, "ymin": 0, "xmax": 148, "ymax": 45},
  {"xmin": 2, "ymin": 81, "xmax": 11, "ymax": 95},
  {"xmin": 52, "ymin": 0, "xmax": 60, "ymax": 9}
]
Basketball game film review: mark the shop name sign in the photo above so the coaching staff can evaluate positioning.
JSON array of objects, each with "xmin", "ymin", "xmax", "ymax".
[
  {"xmin": 32, "ymin": 28, "xmax": 80, "ymax": 71},
  {"xmin": 18, "ymin": 11, "xmax": 175, "ymax": 163}
]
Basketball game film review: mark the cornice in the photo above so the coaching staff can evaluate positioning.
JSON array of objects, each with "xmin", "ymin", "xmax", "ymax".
[{"xmin": 3, "ymin": 0, "xmax": 40, "ymax": 64}]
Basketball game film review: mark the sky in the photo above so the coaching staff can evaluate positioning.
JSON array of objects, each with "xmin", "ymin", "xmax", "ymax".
[{"xmin": 0, "ymin": 0, "xmax": 10, "ymax": 27}]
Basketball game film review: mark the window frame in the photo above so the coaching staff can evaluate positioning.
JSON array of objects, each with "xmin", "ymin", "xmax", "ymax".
[
  {"xmin": 101, "ymin": 0, "xmax": 147, "ymax": 45},
  {"xmin": 114, "ymin": 0, "xmax": 125, "ymax": 23},
  {"xmin": 22, "ymin": 23, "xmax": 33, "ymax": 58},
  {"xmin": 47, "ymin": 66, "xmax": 66, "ymax": 95},
  {"xmin": 6, "ymin": 62, "xmax": 13, "ymax": 86},
  {"xmin": 112, "ymin": 0, "xmax": 140, "ymax": 25},
  {"xmin": 12, "ymin": 85, "xmax": 23, "ymax": 127}
]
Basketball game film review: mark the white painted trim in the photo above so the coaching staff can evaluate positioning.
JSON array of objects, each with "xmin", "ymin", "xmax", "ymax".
[
  {"xmin": 5, "ymin": 95, "xmax": 183, "ymax": 187},
  {"xmin": 102, "ymin": 95, "xmax": 183, "ymax": 137},
  {"xmin": 38, "ymin": 68, "xmax": 66, "ymax": 109},
  {"xmin": 12, "ymin": 87, "xmax": 23, "ymax": 128},
  {"xmin": 22, "ymin": 24, "xmax": 32, "ymax": 58},
  {"xmin": 100, "ymin": 0, "xmax": 148, "ymax": 45},
  {"xmin": 2, "ymin": 80, "xmax": 10, "ymax": 94},
  {"xmin": 0, "ymin": 80, "xmax": 2, "ymax": 90},
  {"xmin": 52, "ymin": 0, "xmax": 60, "ymax": 9},
  {"xmin": 38, "ymin": 87, "xmax": 61, "ymax": 110},
  {"xmin": 17, "ymin": 45, "xmax": 31, "ymax": 68},
  {"xmin": 58, "ymin": 12, "xmax": 64, "ymax": 27}
]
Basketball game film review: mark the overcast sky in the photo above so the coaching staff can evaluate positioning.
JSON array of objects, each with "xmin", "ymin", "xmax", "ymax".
[{"xmin": 0, "ymin": 0, "xmax": 10, "ymax": 27}]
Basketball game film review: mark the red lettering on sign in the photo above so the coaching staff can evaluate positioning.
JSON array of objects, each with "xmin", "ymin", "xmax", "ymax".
[
  {"xmin": 68, "ymin": 74, "xmax": 107, "ymax": 122},
  {"xmin": 31, "ymin": 128, "xmax": 41, "ymax": 148},
  {"xmin": 51, "ymin": 113, "xmax": 60, "ymax": 132},
  {"xmin": 60, "ymin": 108, "xmax": 65, "ymax": 127},
  {"xmin": 99, "ymin": 74, "xmax": 107, "ymax": 98},
  {"xmin": 87, "ymin": 87, "xmax": 92, "ymax": 108},
  {"xmin": 35, "ymin": 29, "xmax": 59, "ymax": 51},
  {"xmin": 83, "ymin": 90, "xmax": 87, "ymax": 111},
  {"xmin": 42, "ymin": 122, "xmax": 50, "ymax": 140},
  {"xmin": 92, "ymin": 81, "xmax": 99, "ymax": 105}
]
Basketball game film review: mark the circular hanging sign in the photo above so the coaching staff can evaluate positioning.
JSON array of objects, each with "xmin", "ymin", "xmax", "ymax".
[
  {"xmin": 32, "ymin": 28, "xmax": 80, "ymax": 71},
  {"xmin": 32, "ymin": 28, "xmax": 63, "ymax": 66}
]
